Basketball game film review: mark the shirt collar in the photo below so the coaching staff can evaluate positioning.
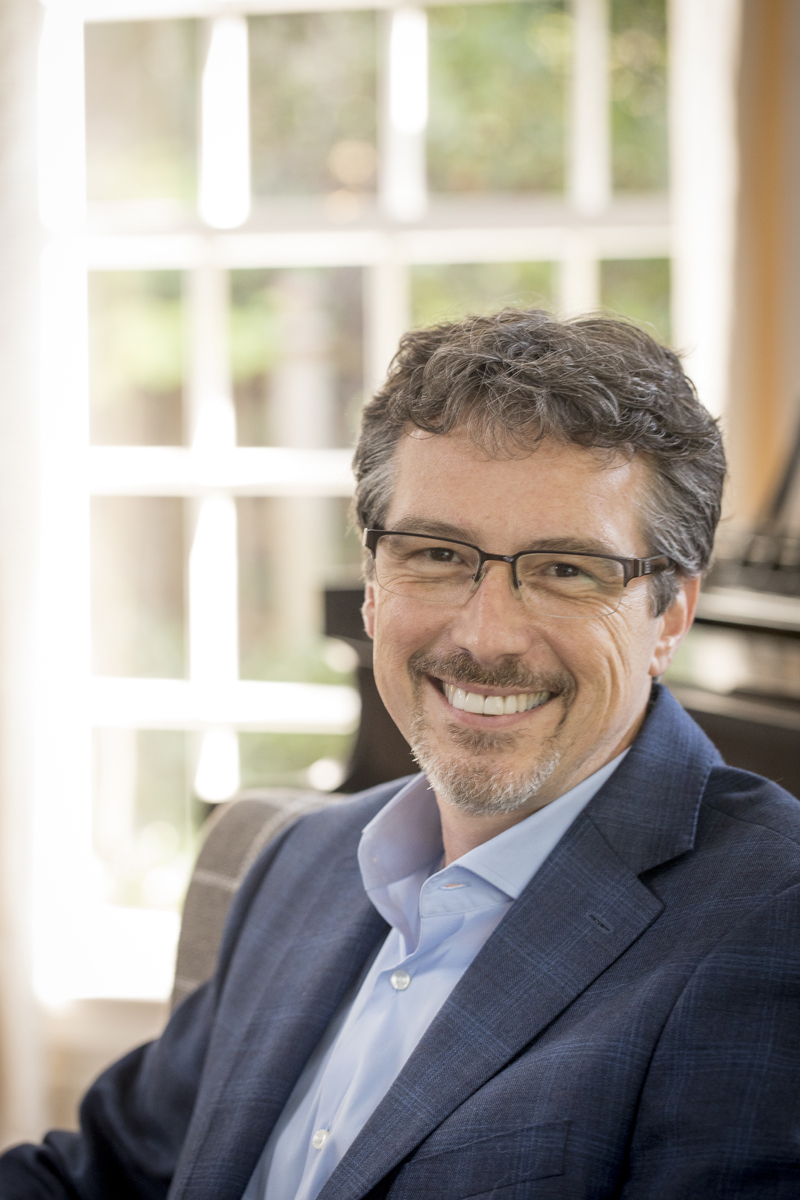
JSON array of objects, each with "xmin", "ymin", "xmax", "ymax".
[{"xmin": 358, "ymin": 750, "xmax": 629, "ymax": 902}]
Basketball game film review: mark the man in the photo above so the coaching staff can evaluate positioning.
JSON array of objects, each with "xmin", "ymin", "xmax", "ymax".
[{"xmin": 4, "ymin": 309, "xmax": 800, "ymax": 1198}]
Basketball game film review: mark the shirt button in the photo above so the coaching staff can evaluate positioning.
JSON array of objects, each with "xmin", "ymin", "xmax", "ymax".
[
  {"xmin": 312, "ymin": 1129, "xmax": 330, "ymax": 1150},
  {"xmin": 390, "ymin": 969, "xmax": 411, "ymax": 991}
]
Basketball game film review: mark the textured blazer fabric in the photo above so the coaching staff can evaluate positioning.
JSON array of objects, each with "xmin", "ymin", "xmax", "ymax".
[{"xmin": 3, "ymin": 684, "xmax": 800, "ymax": 1199}]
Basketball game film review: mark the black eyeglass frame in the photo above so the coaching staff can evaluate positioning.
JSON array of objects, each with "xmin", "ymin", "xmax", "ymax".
[{"xmin": 362, "ymin": 528, "xmax": 675, "ymax": 591}]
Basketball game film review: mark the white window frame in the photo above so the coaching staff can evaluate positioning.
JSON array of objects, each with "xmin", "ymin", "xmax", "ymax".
[{"xmin": 34, "ymin": 0, "xmax": 739, "ymax": 1005}]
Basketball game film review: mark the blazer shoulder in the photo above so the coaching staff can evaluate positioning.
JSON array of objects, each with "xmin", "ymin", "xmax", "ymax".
[{"xmin": 702, "ymin": 762, "xmax": 800, "ymax": 851}]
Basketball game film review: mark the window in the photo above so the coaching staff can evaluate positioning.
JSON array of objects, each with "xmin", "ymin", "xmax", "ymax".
[{"xmin": 36, "ymin": 0, "xmax": 727, "ymax": 1004}]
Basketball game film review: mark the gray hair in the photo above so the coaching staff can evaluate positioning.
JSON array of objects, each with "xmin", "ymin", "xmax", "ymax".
[{"xmin": 353, "ymin": 308, "xmax": 726, "ymax": 614}]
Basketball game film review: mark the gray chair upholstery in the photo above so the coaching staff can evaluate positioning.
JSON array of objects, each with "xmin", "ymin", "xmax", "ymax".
[{"xmin": 171, "ymin": 788, "xmax": 339, "ymax": 1011}]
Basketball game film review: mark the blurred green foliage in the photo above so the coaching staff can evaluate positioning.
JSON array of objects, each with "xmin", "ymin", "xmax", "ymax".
[
  {"xmin": 428, "ymin": 2, "xmax": 569, "ymax": 192},
  {"xmin": 610, "ymin": 0, "xmax": 668, "ymax": 191},
  {"xmin": 411, "ymin": 262, "xmax": 554, "ymax": 327},
  {"xmin": 134, "ymin": 731, "xmax": 191, "ymax": 832},
  {"xmin": 237, "ymin": 496, "xmax": 361, "ymax": 682},
  {"xmin": 89, "ymin": 271, "xmax": 184, "ymax": 445},
  {"xmin": 83, "ymin": 3, "xmax": 667, "ymax": 205},
  {"xmin": 85, "ymin": 20, "xmax": 197, "ymax": 202},
  {"xmin": 600, "ymin": 258, "xmax": 670, "ymax": 343},
  {"xmin": 240, "ymin": 731, "xmax": 354, "ymax": 789},
  {"xmin": 94, "ymin": 729, "xmax": 197, "ymax": 910},
  {"xmin": 237, "ymin": 492, "xmax": 360, "ymax": 789},
  {"xmin": 229, "ymin": 268, "xmax": 364, "ymax": 447},
  {"xmin": 229, "ymin": 272, "xmax": 282, "ymax": 386},
  {"xmin": 239, "ymin": 629, "xmax": 359, "ymax": 689},
  {"xmin": 250, "ymin": 12, "xmax": 377, "ymax": 196}
]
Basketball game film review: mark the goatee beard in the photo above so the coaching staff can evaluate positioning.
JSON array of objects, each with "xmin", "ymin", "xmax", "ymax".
[{"xmin": 406, "ymin": 649, "xmax": 575, "ymax": 818}]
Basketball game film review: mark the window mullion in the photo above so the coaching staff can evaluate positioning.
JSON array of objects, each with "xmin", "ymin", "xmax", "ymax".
[
  {"xmin": 569, "ymin": 0, "xmax": 611, "ymax": 215},
  {"xmin": 379, "ymin": 6, "xmax": 428, "ymax": 222},
  {"xmin": 560, "ymin": 0, "xmax": 610, "ymax": 314},
  {"xmin": 669, "ymin": 0, "xmax": 741, "ymax": 419},
  {"xmin": 364, "ymin": 253, "xmax": 410, "ymax": 400},
  {"xmin": 198, "ymin": 14, "xmax": 251, "ymax": 231},
  {"xmin": 187, "ymin": 259, "xmax": 241, "ymax": 799}
]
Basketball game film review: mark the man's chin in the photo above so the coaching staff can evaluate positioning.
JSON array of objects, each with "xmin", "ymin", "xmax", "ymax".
[{"xmin": 409, "ymin": 716, "xmax": 561, "ymax": 818}]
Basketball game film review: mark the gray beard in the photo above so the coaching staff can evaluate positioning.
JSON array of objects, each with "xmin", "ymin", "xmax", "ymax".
[{"xmin": 406, "ymin": 649, "xmax": 574, "ymax": 818}]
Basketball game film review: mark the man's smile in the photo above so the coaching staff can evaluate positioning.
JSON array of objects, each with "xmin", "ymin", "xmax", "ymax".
[
  {"xmin": 440, "ymin": 680, "xmax": 552, "ymax": 716},
  {"xmin": 417, "ymin": 669, "xmax": 564, "ymax": 734},
  {"xmin": 403, "ymin": 649, "xmax": 574, "ymax": 740}
]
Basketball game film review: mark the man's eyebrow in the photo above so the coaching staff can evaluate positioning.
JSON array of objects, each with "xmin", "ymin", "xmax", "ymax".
[
  {"xmin": 390, "ymin": 518, "xmax": 476, "ymax": 541},
  {"xmin": 520, "ymin": 535, "xmax": 623, "ymax": 557},
  {"xmin": 387, "ymin": 522, "xmax": 624, "ymax": 557}
]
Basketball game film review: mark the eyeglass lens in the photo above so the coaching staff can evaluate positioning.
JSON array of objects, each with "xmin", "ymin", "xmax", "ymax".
[{"xmin": 373, "ymin": 533, "xmax": 627, "ymax": 620}]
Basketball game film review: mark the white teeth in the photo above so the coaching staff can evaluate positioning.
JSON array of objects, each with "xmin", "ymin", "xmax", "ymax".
[{"xmin": 442, "ymin": 684, "xmax": 550, "ymax": 715}]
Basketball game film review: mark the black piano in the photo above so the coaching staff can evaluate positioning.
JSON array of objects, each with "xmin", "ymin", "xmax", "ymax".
[{"xmin": 664, "ymin": 425, "xmax": 800, "ymax": 798}]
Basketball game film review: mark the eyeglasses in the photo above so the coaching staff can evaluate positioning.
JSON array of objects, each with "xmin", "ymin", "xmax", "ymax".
[{"xmin": 362, "ymin": 529, "xmax": 675, "ymax": 621}]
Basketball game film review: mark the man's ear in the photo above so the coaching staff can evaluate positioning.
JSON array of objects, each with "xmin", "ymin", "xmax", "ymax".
[
  {"xmin": 361, "ymin": 580, "xmax": 376, "ymax": 640},
  {"xmin": 648, "ymin": 575, "xmax": 700, "ymax": 678}
]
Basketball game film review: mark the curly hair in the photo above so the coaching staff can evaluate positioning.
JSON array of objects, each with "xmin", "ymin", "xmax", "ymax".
[{"xmin": 352, "ymin": 308, "xmax": 726, "ymax": 614}]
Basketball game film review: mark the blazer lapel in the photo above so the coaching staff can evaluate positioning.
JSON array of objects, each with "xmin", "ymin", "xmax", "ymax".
[
  {"xmin": 319, "ymin": 686, "xmax": 721, "ymax": 1200},
  {"xmin": 317, "ymin": 817, "xmax": 662, "ymax": 1200}
]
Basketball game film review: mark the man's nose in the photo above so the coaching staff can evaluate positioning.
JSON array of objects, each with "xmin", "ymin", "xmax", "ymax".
[{"xmin": 448, "ymin": 560, "xmax": 538, "ymax": 662}]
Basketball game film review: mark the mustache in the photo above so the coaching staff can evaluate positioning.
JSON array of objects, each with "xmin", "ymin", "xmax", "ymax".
[{"xmin": 408, "ymin": 648, "xmax": 576, "ymax": 699}]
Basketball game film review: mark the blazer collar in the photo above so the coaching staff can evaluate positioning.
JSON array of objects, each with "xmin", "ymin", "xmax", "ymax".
[
  {"xmin": 585, "ymin": 682, "xmax": 721, "ymax": 875},
  {"xmin": 317, "ymin": 685, "xmax": 722, "ymax": 1200}
]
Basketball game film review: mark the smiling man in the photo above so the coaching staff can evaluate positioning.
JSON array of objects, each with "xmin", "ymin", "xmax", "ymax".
[{"xmin": 4, "ymin": 310, "xmax": 800, "ymax": 1199}]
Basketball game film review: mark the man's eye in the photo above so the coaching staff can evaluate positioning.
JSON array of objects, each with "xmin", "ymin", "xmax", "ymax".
[
  {"xmin": 426, "ymin": 547, "xmax": 458, "ymax": 563},
  {"xmin": 520, "ymin": 557, "xmax": 601, "ymax": 586},
  {"xmin": 526, "ymin": 559, "xmax": 584, "ymax": 578}
]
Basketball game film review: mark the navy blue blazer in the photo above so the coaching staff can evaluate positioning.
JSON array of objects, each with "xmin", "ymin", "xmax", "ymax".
[{"xmin": 3, "ymin": 684, "xmax": 800, "ymax": 1198}]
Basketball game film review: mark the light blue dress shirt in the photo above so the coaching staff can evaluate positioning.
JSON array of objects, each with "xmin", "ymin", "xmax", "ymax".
[{"xmin": 243, "ymin": 752, "xmax": 628, "ymax": 1200}]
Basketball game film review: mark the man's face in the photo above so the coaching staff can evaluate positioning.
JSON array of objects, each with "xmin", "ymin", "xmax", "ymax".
[{"xmin": 362, "ymin": 429, "xmax": 696, "ymax": 818}]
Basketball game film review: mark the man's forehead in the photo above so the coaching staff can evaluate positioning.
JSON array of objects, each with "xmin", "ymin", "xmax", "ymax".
[
  {"xmin": 393, "ymin": 426, "xmax": 641, "ymax": 485},
  {"xmin": 385, "ymin": 428, "xmax": 650, "ymax": 552}
]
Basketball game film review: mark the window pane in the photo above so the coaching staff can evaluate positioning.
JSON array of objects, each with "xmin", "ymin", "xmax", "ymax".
[
  {"xmin": 93, "ymin": 729, "xmax": 200, "ymax": 909},
  {"xmin": 91, "ymin": 498, "xmax": 186, "ymax": 679},
  {"xmin": 238, "ymin": 496, "xmax": 360, "ymax": 681},
  {"xmin": 250, "ymin": 12, "xmax": 377, "ymax": 200},
  {"xmin": 428, "ymin": 2, "xmax": 569, "ymax": 194},
  {"xmin": 85, "ymin": 20, "xmax": 197, "ymax": 204},
  {"xmin": 89, "ymin": 272, "xmax": 184, "ymax": 446},
  {"xmin": 237, "ymin": 496, "xmax": 359, "ymax": 789},
  {"xmin": 240, "ymin": 731, "xmax": 355, "ymax": 791},
  {"xmin": 600, "ymin": 258, "xmax": 670, "ymax": 342},
  {"xmin": 230, "ymin": 268, "xmax": 364, "ymax": 448},
  {"xmin": 610, "ymin": 0, "xmax": 668, "ymax": 192},
  {"xmin": 411, "ymin": 262, "xmax": 555, "ymax": 327}
]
